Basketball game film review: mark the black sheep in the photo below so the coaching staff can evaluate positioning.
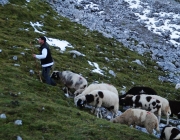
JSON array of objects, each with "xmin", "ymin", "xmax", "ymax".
[{"xmin": 119, "ymin": 86, "xmax": 157, "ymax": 106}]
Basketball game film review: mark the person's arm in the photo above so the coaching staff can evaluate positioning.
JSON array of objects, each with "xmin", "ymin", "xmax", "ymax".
[{"xmin": 34, "ymin": 48, "xmax": 47, "ymax": 59}]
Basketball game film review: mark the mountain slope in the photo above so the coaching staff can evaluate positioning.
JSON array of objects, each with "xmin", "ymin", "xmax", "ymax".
[{"xmin": 0, "ymin": 0, "xmax": 179, "ymax": 139}]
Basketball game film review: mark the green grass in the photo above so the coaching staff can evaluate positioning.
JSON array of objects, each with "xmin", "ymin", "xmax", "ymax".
[{"xmin": 0, "ymin": 0, "xmax": 179, "ymax": 139}]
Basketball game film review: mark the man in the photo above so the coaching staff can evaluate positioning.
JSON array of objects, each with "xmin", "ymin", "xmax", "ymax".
[{"xmin": 33, "ymin": 36, "xmax": 56, "ymax": 86}]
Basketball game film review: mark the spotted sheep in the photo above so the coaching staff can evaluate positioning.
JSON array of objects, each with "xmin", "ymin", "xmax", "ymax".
[
  {"xmin": 74, "ymin": 83, "xmax": 118, "ymax": 107},
  {"xmin": 160, "ymin": 125, "xmax": 180, "ymax": 140},
  {"xmin": 120, "ymin": 94, "xmax": 171, "ymax": 124},
  {"xmin": 51, "ymin": 70, "xmax": 88, "ymax": 96},
  {"xmin": 75, "ymin": 89, "xmax": 119, "ymax": 119},
  {"xmin": 110, "ymin": 108, "xmax": 160, "ymax": 134},
  {"xmin": 149, "ymin": 95, "xmax": 171, "ymax": 125}
]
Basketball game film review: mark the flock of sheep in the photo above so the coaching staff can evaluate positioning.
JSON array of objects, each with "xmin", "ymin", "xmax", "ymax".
[{"xmin": 50, "ymin": 70, "xmax": 180, "ymax": 140}]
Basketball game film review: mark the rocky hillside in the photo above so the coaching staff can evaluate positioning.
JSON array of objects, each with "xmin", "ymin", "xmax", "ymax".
[{"xmin": 48, "ymin": 0, "xmax": 180, "ymax": 84}]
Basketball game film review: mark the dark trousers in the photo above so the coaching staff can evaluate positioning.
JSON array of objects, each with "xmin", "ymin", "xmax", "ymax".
[{"xmin": 42, "ymin": 67, "xmax": 56, "ymax": 86}]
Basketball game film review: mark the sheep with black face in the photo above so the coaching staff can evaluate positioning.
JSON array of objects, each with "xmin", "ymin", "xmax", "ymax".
[{"xmin": 75, "ymin": 90, "xmax": 119, "ymax": 119}]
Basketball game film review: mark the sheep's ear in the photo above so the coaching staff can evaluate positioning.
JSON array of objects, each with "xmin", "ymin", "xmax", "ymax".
[
  {"xmin": 98, "ymin": 91, "xmax": 104, "ymax": 98},
  {"xmin": 86, "ymin": 94, "xmax": 94, "ymax": 103}
]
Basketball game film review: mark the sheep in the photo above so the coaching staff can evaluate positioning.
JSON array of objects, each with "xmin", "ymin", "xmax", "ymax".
[
  {"xmin": 74, "ymin": 83, "xmax": 118, "ymax": 107},
  {"xmin": 169, "ymin": 100, "xmax": 180, "ymax": 119},
  {"xmin": 119, "ymin": 86, "xmax": 157, "ymax": 104},
  {"xmin": 51, "ymin": 70, "xmax": 88, "ymax": 96},
  {"xmin": 75, "ymin": 90, "xmax": 119, "ymax": 119},
  {"xmin": 119, "ymin": 94, "xmax": 162, "ymax": 123},
  {"xmin": 160, "ymin": 125, "xmax": 180, "ymax": 140},
  {"xmin": 110, "ymin": 108, "xmax": 160, "ymax": 134}
]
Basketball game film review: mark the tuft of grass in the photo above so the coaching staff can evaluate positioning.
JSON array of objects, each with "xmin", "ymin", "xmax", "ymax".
[{"xmin": 0, "ymin": 0, "xmax": 179, "ymax": 139}]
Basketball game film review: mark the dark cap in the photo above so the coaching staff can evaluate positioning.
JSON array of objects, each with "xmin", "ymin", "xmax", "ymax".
[{"xmin": 40, "ymin": 36, "xmax": 46, "ymax": 42}]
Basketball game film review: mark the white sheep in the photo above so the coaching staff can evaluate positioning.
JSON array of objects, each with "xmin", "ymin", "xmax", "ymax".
[
  {"xmin": 51, "ymin": 70, "xmax": 88, "ymax": 96},
  {"xmin": 110, "ymin": 108, "xmax": 160, "ymax": 134},
  {"xmin": 160, "ymin": 125, "xmax": 180, "ymax": 140},
  {"xmin": 74, "ymin": 83, "xmax": 118, "ymax": 106},
  {"xmin": 75, "ymin": 90, "xmax": 119, "ymax": 119}
]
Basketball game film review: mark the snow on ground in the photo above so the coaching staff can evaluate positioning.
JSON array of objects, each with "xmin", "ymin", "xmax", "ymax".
[{"xmin": 124, "ymin": 0, "xmax": 180, "ymax": 47}]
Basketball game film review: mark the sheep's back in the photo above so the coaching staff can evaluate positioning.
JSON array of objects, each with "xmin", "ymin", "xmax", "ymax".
[{"xmin": 74, "ymin": 83, "xmax": 118, "ymax": 102}]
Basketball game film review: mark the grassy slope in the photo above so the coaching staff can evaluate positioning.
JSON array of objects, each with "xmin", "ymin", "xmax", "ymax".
[{"xmin": 0, "ymin": 0, "xmax": 179, "ymax": 139}]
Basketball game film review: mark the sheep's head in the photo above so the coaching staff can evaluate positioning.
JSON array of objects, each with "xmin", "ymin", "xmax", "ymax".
[
  {"xmin": 51, "ymin": 71, "xmax": 60, "ymax": 80},
  {"xmin": 119, "ymin": 97, "xmax": 126, "ymax": 106},
  {"xmin": 119, "ymin": 94, "xmax": 133, "ymax": 106},
  {"xmin": 76, "ymin": 97, "xmax": 86, "ymax": 108}
]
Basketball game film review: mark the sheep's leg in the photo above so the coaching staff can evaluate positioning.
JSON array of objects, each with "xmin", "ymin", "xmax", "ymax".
[
  {"xmin": 157, "ymin": 109, "xmax": 161, "ymax": 123},
  {"xmin": 66, "ymin": 88, "xmax": 74, "ymax": 97},
  {"xmin": 93, "ymin": 107, "xmax": 102, "ymax": 118},
  {"xmin": 91, "ymin": 107, "xmax": 96, "ymax": 114},
  {"xmin": 103, "ymin": 110, "xmax": 110, "ymax": 118},
  {"xmin": 63, "ymin": 87, "xmax": 70, "ymax": 97},
  {"xmin": 166, "ymin": 114, "xmax": 169, "ymax": 125},
  {"xmin": 111, "ymin": 112, "xmax": 115, "ymax": 119},
  {"xmin": 113, "ymin": 112, "xmax": 118, "ymax": 118},
  {"xmin": 95, "ymin": 99, "xmax": 103, "ymax": 118},
  {"xmin": 63, "ymin": 86, "xmax": 74, "ymax": 97},
  {"xmin": 95, "ymin": 107, "xmax": 100, "ymax": 118},
  {"xmin": 99, "ymin": 109, "xmax": 103, "ymax": 118},
  {"xmin": 157, "ymin": 115, "xmax": 161, "ymax": 123},
  {"xmin": 68, "ymin": 90, "xmax": 73, "ymax": 96}
]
